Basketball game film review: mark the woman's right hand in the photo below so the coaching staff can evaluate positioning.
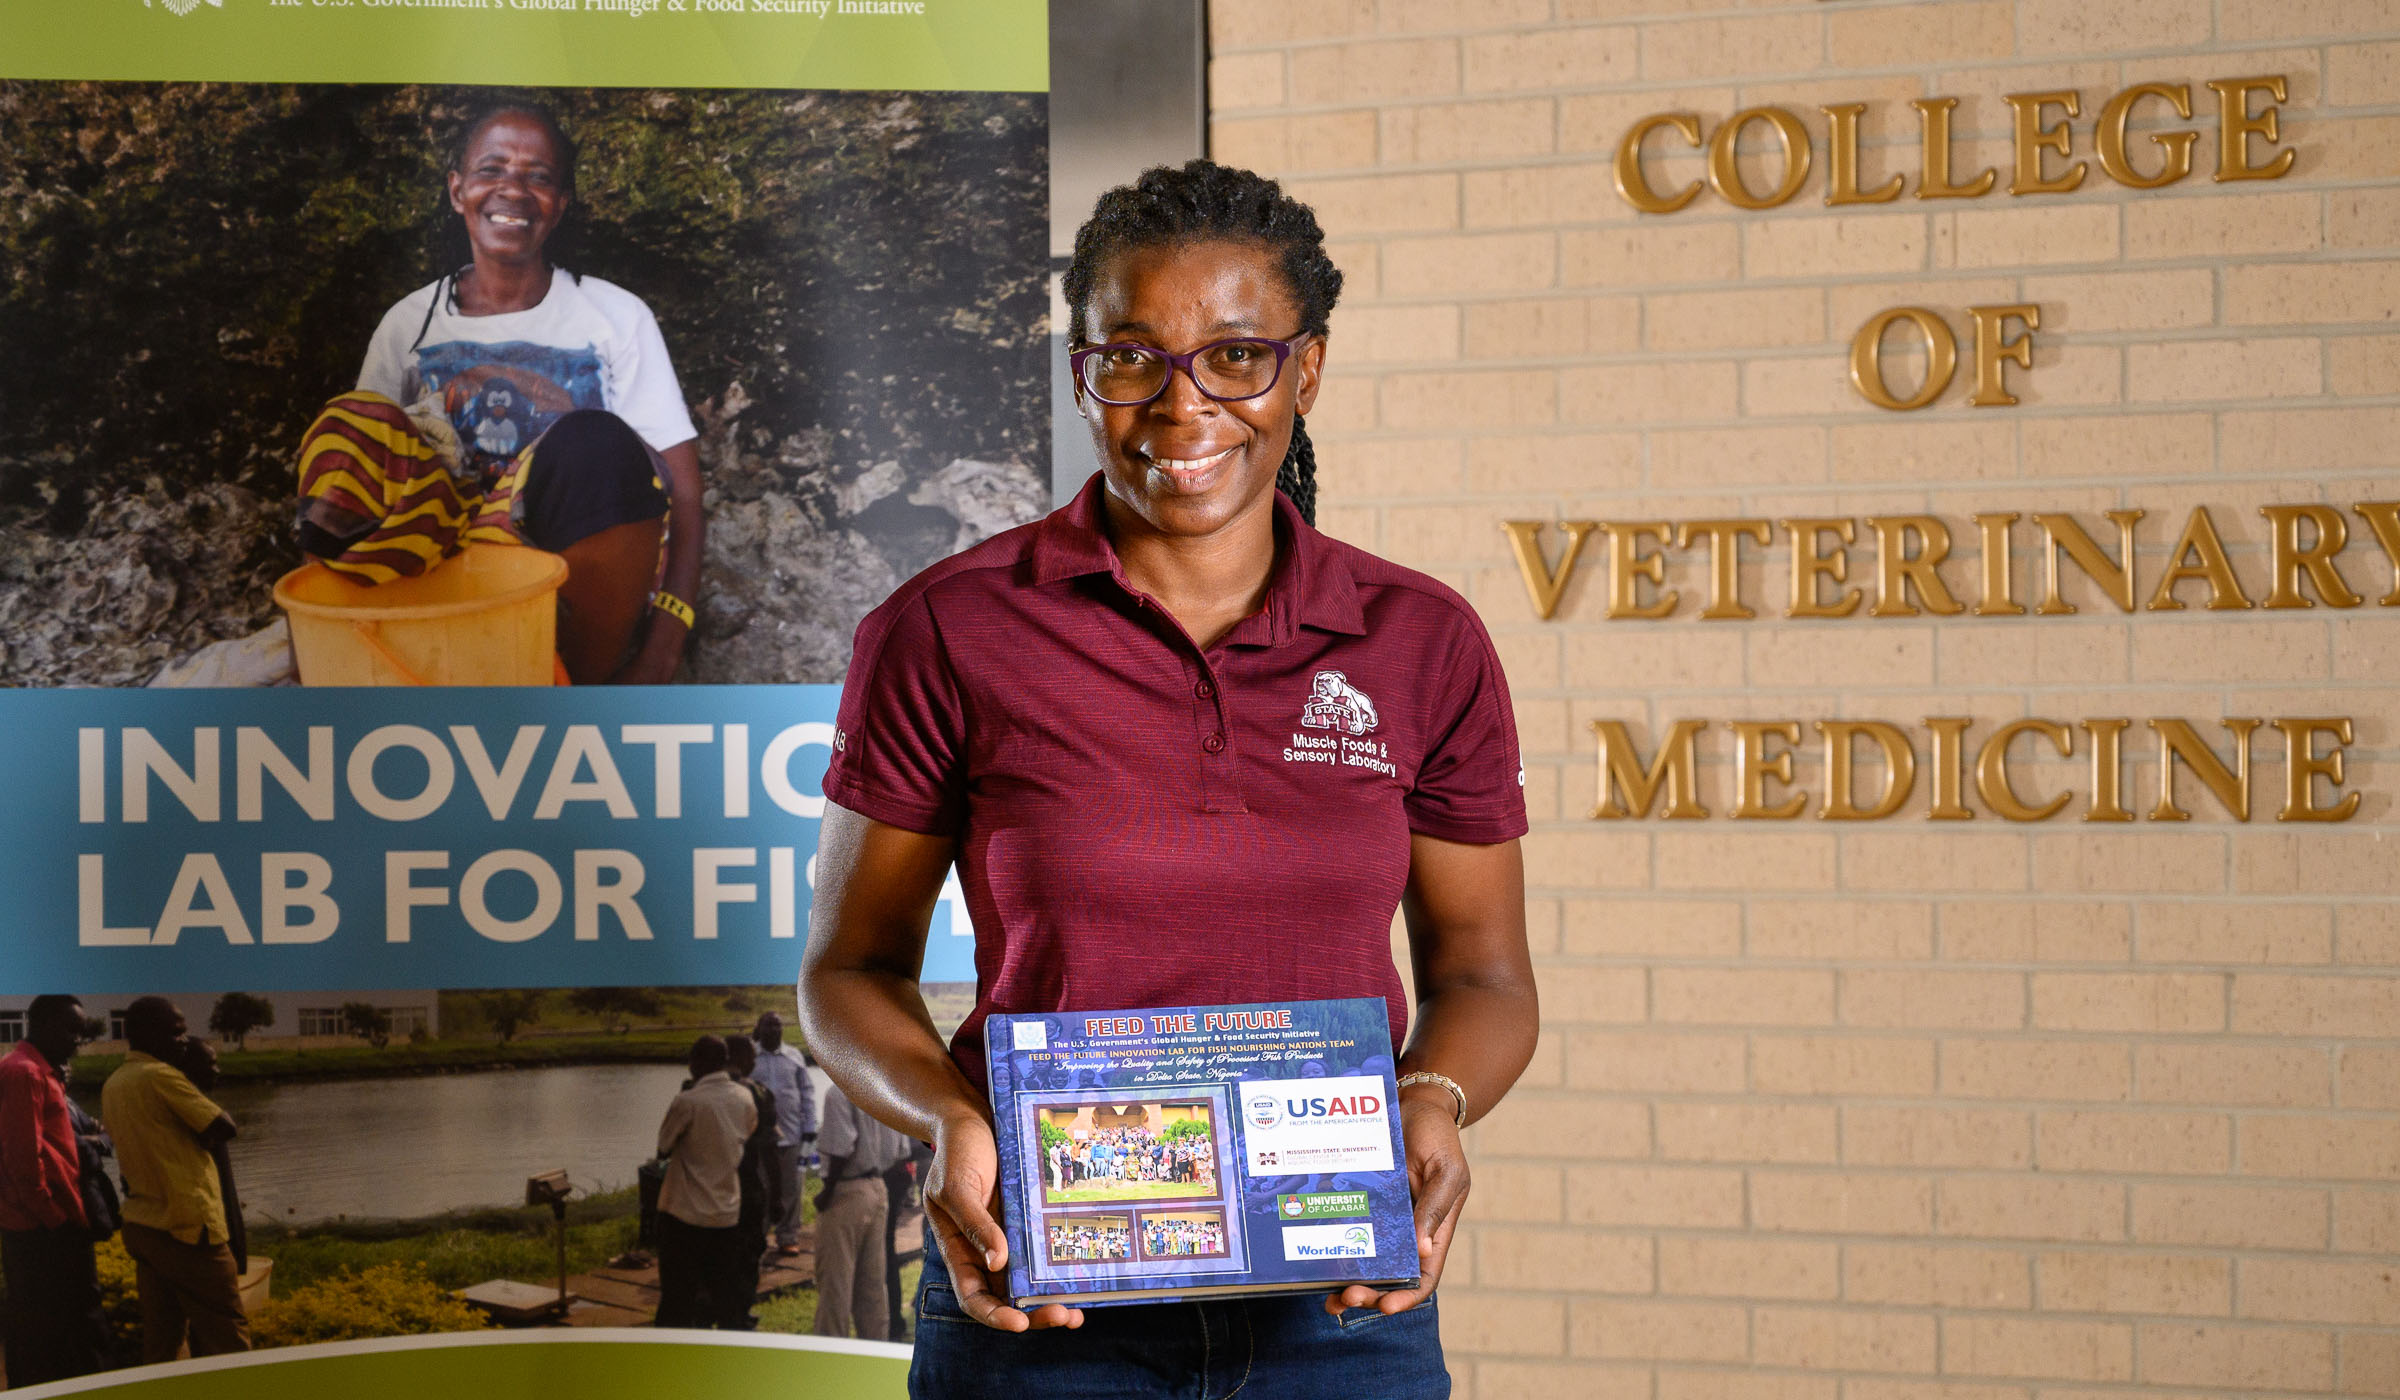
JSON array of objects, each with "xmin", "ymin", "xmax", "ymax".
[{"xmin": 924, "ymin": 1110, "xmax": 1085, "ymax": 1332}]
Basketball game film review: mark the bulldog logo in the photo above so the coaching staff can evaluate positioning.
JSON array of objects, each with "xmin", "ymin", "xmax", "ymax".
[{"xmin": 1300, "ymin": 670, "xmax": 1379, "ymax": 737}]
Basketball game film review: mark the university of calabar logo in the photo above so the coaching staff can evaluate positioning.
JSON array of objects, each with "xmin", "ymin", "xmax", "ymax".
[
  {"xmin": 1300, "ymin": 670, "xmax": 1379, "ymax": 737},
  {"xmin": 148, "ymin": 0, "xmax": 223, "ymax": 15}
]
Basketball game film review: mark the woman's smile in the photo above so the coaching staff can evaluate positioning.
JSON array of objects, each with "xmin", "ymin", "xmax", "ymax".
[{"xmin": 1136, "ymin": 443, "xmax": 1240, "ymax": 493}]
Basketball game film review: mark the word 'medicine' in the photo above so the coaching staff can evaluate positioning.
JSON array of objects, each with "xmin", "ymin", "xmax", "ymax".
[{"xmin": 1593, "ymin": 716, "xmax": 2359, "ymax": 825}]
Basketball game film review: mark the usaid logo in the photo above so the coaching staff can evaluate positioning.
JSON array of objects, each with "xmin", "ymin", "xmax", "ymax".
[
  {"xmin": 147, "ymin": 0, "xmax": 223, "ymax": 15},
  {"xmin": 1237, "ymin": 1075, "xmax": 1397, "ymax": 1177},
  {"xmin": 1281, "ymin": 1092, "xmax": 1383, "ymax": 1120}
]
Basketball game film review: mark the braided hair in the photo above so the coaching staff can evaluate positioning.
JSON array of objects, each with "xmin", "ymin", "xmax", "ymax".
[
  {"xmin": 1063, "ymin": 160, "xmax": 1343, "ymax": 525},
  {"xmin": 423, "ymin": 99, "xmax": 582, "ymax": 332}
]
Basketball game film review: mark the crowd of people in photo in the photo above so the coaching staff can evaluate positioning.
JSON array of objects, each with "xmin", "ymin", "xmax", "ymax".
[
  {"xmin": 1044, "ymin": 1219, "xmax": 1131, "ymax": 1263},
  {"xmin": 1142, "ymin": 1215, "xmax": 1225, "ymax": 1259},
  {"xmin": 1040, "ymin": 1211, "xmax": 1227, "ymax": 1267},
  {"xmin": 1042, "ymin": 1121, "xmax": 1215, "ymax": 1194},
  {"xmin": 645, "ymin": 1014, "xmax": 930, "ymax": 1342}
]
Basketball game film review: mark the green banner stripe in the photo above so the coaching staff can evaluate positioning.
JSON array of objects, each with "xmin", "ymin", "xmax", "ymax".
[
  {"xmin": 28, "ymin": 1333, "xmax": 908, "ymax": 1400},
  {"xmin": 0, "ymin": 2, "xmax": 1045, "ymax": 92}
]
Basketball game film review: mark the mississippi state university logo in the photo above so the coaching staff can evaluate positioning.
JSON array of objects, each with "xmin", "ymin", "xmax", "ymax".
[{"xmin": 1300, "ymin": 670, "xmax": 1378, "ymax": 736}]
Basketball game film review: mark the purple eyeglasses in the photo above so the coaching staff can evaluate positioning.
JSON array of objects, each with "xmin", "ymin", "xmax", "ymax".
[{"xmin": 1069, "ymin": 333, "xmax": 1310, "ymax": 407}]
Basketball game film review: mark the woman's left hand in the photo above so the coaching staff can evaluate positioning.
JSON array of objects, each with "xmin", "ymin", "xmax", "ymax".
[
  {"xmin": 611, "ymin": 616, "xmax": 687, "ymax": 685},
  {"xmin": 1323, "ymin": 1089, "xmax": 1468, "ymax": 1317}
]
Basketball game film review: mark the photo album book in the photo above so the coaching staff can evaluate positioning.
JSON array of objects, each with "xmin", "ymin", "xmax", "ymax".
[{"xmin": 985, "ymin": 995, "xmax": 1418, "ymax": 1307}]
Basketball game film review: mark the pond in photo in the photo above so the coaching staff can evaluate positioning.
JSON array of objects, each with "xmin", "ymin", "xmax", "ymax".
[{"xmin": 195, "ymin": 1063, "xmax": 692, "ymax": 1223}]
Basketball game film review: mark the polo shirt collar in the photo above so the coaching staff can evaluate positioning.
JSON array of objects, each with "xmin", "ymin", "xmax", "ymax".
[{"xmin": 1031, "ymin": 473, "xmax": 1368, "ymax": 641}]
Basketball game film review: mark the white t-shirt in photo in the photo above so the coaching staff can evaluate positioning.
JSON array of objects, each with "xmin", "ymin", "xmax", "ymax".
[{"xmin": 358, "ymin": 266, "xmax": 698, "ymax": 478}]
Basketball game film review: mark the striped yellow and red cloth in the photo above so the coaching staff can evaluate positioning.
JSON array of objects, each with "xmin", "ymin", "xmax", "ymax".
[{"xmin": 295, "ymin": 391, "xmax": 528, "ymax": 584}]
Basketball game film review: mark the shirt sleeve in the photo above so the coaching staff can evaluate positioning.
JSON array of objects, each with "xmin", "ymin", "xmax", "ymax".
[
  {"xmin": 657, "ymin": 1094, "xmax": 692, "ymax": 1158},
  {"xmin": 822, "ymin": 591, "xmax": 970, "ymax": 835},
  {"xmin": 0, "ymin": 1063, "xmax": 74, "ymax": 1228},
  {"xmin": 357, "ymin": 288, "xmax": 427, "ymax": 404},
  {"xmin": 795, "ymin": 1060, "xmax": 817, "ymax": 1136},
  {"xmin": 817, "ymin": 1090, "xmax": 858, "ymax": 1160},
  {"xmin": 1405, "ymin": 609, "xmax": 1530, "ymax": 844},
  {"xmin": 596, "ymin": 284, "xmax": 699, "ymax": 452},
  {"xmin": 156, "ymin": 1070, "xmax": 226, "ymax": 1136}
]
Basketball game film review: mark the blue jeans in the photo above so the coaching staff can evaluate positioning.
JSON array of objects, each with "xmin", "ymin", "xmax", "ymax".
[{"xmin": 908, "ymin": 1225, "xmax": 1448, "ymax": 1400}]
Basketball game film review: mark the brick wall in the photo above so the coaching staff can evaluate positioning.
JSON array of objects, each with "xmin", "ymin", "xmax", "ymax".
[{"xmin": 1205, "ymin": 2, "xmax": 2400, "ymax": 1396}]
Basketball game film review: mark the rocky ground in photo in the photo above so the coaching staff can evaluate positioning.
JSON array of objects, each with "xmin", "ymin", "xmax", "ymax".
[{"xmin": 0, "ymin": 82, "xmax": 1049, "ymax": 686}]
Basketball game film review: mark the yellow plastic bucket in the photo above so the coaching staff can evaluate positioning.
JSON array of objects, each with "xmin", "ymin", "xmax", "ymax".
[{"xmin": 273, "ymin": 544, "xmax": 569, "ymax": 687}]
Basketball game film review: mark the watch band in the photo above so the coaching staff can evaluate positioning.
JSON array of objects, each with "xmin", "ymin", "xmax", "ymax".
[
  {"xmin": 651, "ymin": 590, "xmax": 696, "ymax": 629},
  {"xmin": 1395, "ymin": 1070, "xmax": 1468, "ymax": 1129}
]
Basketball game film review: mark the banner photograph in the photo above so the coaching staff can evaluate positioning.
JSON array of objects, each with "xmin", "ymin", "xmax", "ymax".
[{"xmin": 0, "ymin": 3, "xmax": 1041, "ymax": 1391}]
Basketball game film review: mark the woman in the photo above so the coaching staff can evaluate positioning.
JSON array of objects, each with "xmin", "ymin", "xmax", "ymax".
[
  {"xmin": 799, "ymin": 161, "xmax": 1537, "ymax": 1398},
  {"xmin": 294, "ymin": 100, "xmax": 704, "ymax": 684}
]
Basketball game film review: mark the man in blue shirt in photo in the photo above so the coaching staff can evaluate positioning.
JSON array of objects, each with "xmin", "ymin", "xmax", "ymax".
[{"xmin": 748, "ymin": 1013, "xmax": 815, "ymax": 1257}]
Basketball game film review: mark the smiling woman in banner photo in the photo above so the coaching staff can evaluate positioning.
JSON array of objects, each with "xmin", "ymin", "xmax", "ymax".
[
  {"xmin": 799, "ymin": 161, "xmax": 1539, "ymax": 1397},
  {"xmin": 293, "ymin": 99, "xmax": 705, "ymax": 685}
]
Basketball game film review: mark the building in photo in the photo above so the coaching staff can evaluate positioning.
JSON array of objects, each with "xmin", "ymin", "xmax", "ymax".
[{"xmin": 0, "ymin": 990, "xmax": 441, "ymax": 1049}]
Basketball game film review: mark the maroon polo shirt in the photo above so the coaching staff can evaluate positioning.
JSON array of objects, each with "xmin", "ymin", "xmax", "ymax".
[{"xmin": 824, "ymin": 475, "xmax": 1526, "ymax": 1090}]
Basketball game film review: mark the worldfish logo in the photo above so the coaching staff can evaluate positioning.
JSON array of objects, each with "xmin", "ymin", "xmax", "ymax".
[{"xmin": 1282, "ymin": 1221, "xmax": 1376, "ymax": 1261}]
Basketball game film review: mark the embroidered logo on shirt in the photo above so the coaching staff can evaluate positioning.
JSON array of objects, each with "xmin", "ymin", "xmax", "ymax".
[{"xmin": 1300, "ymin": 670, "xmax": 1379, "ymax": 736}]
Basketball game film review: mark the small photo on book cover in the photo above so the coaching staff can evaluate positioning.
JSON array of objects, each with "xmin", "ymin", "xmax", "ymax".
[{"xmin": 986, "ymin": 996, "xmax": 1416, "ymax": 1308}]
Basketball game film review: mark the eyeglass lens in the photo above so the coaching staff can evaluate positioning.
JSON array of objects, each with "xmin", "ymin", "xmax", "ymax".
[{"xmin": 1081, "ymin": 339, "xmax": 1285, "ymax": 404}]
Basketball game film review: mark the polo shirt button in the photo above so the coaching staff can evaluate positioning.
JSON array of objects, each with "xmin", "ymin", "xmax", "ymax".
[
  {"xmin": 1202, "ymin": 733, "xmax": 1226, "ymax": 754},
  {"xmin": 1195, "ymin": 681, "xmax": 1215, "ymax": 699}
]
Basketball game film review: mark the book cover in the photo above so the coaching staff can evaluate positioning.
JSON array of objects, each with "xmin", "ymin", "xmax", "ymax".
[{"xmin": 985, "ymin": 995, "xmax": 1418, "ymax": 1308}]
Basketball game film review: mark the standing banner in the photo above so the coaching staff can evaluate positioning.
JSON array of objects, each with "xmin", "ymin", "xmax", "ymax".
[{"xmin": 0, "ymin": 4, "xmax": 1044, "ymax": 1394}]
